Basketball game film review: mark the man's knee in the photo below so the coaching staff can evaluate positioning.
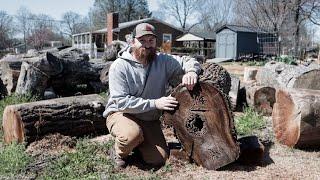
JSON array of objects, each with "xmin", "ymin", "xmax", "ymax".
[{"xmin": 117, "ymin": 125, "xmax": 144, "ymax": 148}]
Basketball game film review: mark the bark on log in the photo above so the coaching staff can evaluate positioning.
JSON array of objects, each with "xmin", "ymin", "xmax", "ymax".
[
  {"xmin": 163, "ymin": 82, "xmax": 239, "ymax": 170},
  {"xmin": 256, "ymin": 61, "xmax": 320, "ymax": 90},
  {"xmin": 2, "ymin": 94, "xmax": 107, "ymax": 144},
  {"xmin": 272, "ymin": 88, "xmax": 320, "ymax": 148},
  {"xmin": 246, "ymin": 85, "xmax": 276, "ymax": 116},
  {"xmin": 199, "ymin": 62, "xmax": 231, "ymax": 95},
  {"xmin": 243, "ymin": 67, "xmax": 258, "ymax": 83}
]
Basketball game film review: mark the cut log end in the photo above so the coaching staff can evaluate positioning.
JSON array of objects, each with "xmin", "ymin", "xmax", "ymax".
[
  {"xmin": 272, "ymin": 89, "xmax": 300, "ymax": 147},
  {"xmin": 3, "ymin": 106, "xmax": 25, "ymax": 143},
  {"xmin": 163, "ymin": 82, "xmax": 239, "ymax": 170}
]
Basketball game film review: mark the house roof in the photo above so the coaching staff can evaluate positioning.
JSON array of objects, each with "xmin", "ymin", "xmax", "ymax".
[
  {"xmin": 176, "ymin": 31, "xmax": 215, "ymax": 41},
  {"xmin": 216, "ymin": 25, "xmax": 267, "ymax": 34},
  {"xmin": 91, "ymin": 17, "xmax": 183, "ymax": 34}
]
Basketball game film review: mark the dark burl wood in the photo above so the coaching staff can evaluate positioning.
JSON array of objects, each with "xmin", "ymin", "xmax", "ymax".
[
  {"xmin": 2, "ymin": 94, "xmax": 107, "ymax": 144},
  {"xmin": 163, "ymin": 82, "xmax": 239, "ymax": 170}
]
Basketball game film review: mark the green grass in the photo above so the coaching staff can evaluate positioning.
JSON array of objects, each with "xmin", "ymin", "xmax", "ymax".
[
  {"xmin": 40, "ymin": 138, "xmax": 128, "ymax": 180},
  {"xmin": 235, "ymin": 107, "xmax": 267, "ymax": 136},
  {"xmin": 0, "ymin": 142, "xmax": 33, "ymax": 177}
]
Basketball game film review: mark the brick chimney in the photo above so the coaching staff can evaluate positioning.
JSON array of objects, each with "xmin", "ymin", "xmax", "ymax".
[{"xmin": 107, "ymin": 12, "xmax": 119, "ymax": 45}]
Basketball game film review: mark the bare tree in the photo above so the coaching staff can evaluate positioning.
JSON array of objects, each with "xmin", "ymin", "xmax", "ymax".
[
  {"xmin": 27, "ymin": 14, "xmax": 58, "ymax": 50},
  {"xmin": 90, "ymin": 0, "xmax": 151, "ymax": 29},
  {"xmin": 62, "ymin": 11, "xmax": 89, "ymax": 39},
  {"xmin": 0, "ymin": 11, "xmax": 15, "ymax": 50},
  {"xmin": 158, "ymin": 0, "xmax": 199, "ymax": 31},
  {"xmin": 197, "ymin": 0, "xmax": 234, "ymax": 32},
  {"xmin": 16, "ymin": 7, "xmax": 33, "ymax": 52}
]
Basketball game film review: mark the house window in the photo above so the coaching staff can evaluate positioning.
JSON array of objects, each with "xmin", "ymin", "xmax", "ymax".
[{"xmin": 163, "ymin": 34, "xmax": 172, "ymax": 43}]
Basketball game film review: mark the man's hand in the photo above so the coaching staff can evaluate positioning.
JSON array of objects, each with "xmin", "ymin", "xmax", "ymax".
[
  {"xmin": 155, "ymin": 96, "xmax": 178, "ymax": 110},
  {"xmin": 182, "ymin": 71, "xmax": 198, "ymax": 90}
]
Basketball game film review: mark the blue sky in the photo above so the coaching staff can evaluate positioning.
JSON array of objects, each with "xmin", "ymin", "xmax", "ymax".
[{"xmin": 0, "ymin": 0, "xmax": 159, "ymax": 20}]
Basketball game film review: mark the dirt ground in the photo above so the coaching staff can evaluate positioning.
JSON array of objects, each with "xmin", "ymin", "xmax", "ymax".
[
  {"xmin": 23, "ymin": 63, "xmax": 320, "ymax": 179},
  {"xmin": 24, "ymin": 115, "xmax": 320, "ymax": 179}
]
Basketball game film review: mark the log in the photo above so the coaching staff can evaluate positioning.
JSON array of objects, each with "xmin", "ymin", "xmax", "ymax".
[
  {"xmin": 237, "ymin": 136, "xmax": 264, "ymax": 164},
  {"xmin": 256, "ymin": 61, "xmax": 320, "ymax": 90},
  {"xmin": 272, "ymin": 88, "xmax": 320, "ymax": 148},
  {"xmin": 163, "ymin": 82, "xmax": 239, "ymax": 170},
  {"xmin": 2, "ymin": 94, "xmax": 107, "ymax": 144},
  {"xmin": 229, "ymin": 75, "xmax": 240, "ymax": 111},
  {"xmin": 246, "ymin": 85, "xmax": 276, "ymax": 116},
  {"xmin": 15, "ymin": 49, "xmax": 109, "ymax": 97},
  {"xmin": 199, "ymin": 62, "xmax": 231, "ymax": 95},
  {"xmin": 243, "ymin": 67, "xmax": 258, "ymax": 83}
]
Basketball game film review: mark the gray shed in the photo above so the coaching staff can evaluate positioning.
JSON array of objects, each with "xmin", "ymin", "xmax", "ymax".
[{"xmin": 215, "ymin": 25, "xmax": 260, "ymax": 60}]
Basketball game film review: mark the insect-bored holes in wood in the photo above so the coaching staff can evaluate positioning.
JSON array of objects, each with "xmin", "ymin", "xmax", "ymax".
[{"xmin": 186, "ymin": 113, "xmax": 207, "ymax": 137}]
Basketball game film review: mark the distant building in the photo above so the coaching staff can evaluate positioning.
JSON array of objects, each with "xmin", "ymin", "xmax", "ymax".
[
  {"xmin": 215, "ymin": 25, "xmax": 279, "ymax": 60},
  {"xmin": 176, "ymin": 32, "xmax": 215, "ymax": 58},
  {"xmin": 72, "ymin": 13, "xmax": 184, "ymax": 58}
]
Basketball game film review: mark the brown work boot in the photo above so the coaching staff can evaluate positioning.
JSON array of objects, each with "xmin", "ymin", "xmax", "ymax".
[{"xmin": 109, "ymin": 147, "xmax": 126, "ymax": 169}]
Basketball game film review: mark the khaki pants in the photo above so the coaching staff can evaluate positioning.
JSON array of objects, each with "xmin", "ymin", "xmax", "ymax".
[{"xmin": 106, "ymin": 112, "xmax": 169, "ymax": 166}]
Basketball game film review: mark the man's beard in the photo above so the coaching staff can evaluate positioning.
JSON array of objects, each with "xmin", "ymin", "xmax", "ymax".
[{"xmin": 133, "ymin": 47, "xmax": 156, "ymax": 65}]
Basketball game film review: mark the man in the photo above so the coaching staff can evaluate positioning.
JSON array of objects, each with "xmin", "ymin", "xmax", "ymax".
[{"xmin": 103, "ymin": 23, "xmax": 201, "ymax": 168}]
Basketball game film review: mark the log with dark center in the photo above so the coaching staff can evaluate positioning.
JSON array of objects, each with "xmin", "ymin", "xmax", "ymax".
[
  {"xmin": 2, "ymin": 94, "xmax": 107, "ymax": 144},
  {"xmin": 246, "ymin": 85, "xmax": 276, "ymax": 116},
  {"xmin": 163, "ymin": 82, "xmax": 239, "ymax": 170},
  {"xmin": 272, "ymin": 88, "xmax": 320, "ymax": 148}
]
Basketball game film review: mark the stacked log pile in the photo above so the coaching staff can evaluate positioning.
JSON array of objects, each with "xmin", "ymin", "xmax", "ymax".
[
  {"xmin": 242, "ymin": 61, "xmax": 320, "ymax": 147},
  {"xmin": 0, "ymin": 48, "xmax": 112, "ymax": 99}
]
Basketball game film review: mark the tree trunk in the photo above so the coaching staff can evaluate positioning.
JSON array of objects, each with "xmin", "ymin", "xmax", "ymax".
[
  {"xmin": 272, "ymin": 88, "xmax": 320, "ymax": 148},
  {"xmin": 2, "ymin": 94, "xmax": 107, "ymax": 144},
  {"xmin": 246, "ymin": 85, "xmax": 276, "ymax": 116},
  {"xmin": 163, "ymin": 82, "xmax": 239, "ymax": 170}
]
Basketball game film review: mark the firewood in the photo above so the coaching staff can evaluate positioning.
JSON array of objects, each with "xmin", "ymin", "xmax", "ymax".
[
  {"xmin": 272, "ymin": 88, "xmax": 320, "ymax": 148},
  {"xmin": 2, "ymin": 94, "xmax": 107, "ymax": 144}
]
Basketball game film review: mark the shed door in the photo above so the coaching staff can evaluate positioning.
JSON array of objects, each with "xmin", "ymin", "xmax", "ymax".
[{"xmin": 217, "ymin": 30, "xmax": 236, "ymax": 59}]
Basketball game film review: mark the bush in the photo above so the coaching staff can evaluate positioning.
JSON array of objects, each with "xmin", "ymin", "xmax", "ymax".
[
  {"xmin": 276, "ymin": 55, "xmax": 297, "ymax": 65},
  {"xmin": 235, "ymin": 107, "xmax": 267, "ymax": 136}
]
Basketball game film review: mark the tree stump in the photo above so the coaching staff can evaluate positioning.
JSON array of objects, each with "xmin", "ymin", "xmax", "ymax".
[
  {"xmin": 2, "ymin": 94, "xmax": 107, "ymax": 144},
  {"xmin": 243, "ymin": 67, "xmax": 258, "ymax": 83},
  {"xmin": 246, "ymin": 85, "xmax": 276, "ymax": 116},
  {"xmin": 163, "ymin": 82, "xmax": 239, "ymax": 170},
  {"xmin": 272, "ymin": 88, "xmax": 320, "ymax": 148}
]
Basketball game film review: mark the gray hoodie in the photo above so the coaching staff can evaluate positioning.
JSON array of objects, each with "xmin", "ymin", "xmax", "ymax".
[{"xmin": 103, "ymin": 46, "xmax": 201, "ymax": 121}]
